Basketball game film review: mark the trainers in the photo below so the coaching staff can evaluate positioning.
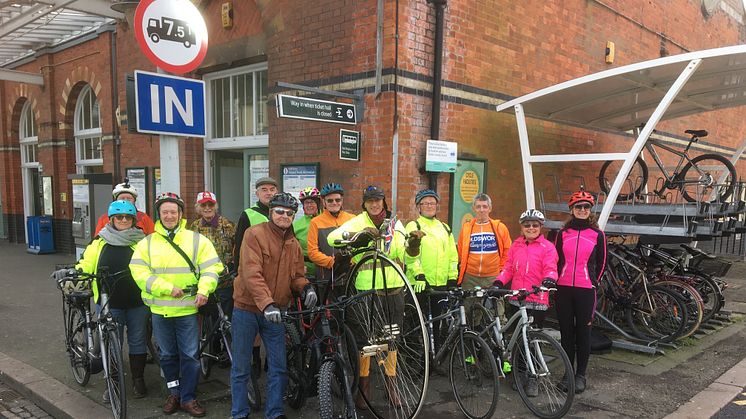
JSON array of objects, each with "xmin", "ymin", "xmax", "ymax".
[
  {"xmin": 525, "ymin": 378, "xmax": 538, "ymax": 397},
  {"xmin": 575, "ymin": 374, "xmax": 587, "ymax": 394},
  {"xmin": 163, "ymin": 394, "xmax": 180, "ymax": 415},
  {"xmin": 180, "ymin": 399, "xmax": 206, "ymax": 417}
]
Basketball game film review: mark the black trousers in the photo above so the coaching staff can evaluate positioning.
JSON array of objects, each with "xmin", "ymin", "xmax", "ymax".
[{"xmin": 555, "ymin": 285, "xmax": 596, "ymax": 377}]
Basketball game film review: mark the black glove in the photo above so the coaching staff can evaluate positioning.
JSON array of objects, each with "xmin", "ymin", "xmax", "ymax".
[
  {"xmin": 301, "ymin": 284, "xmax": 318, "ymax": 308},
  {"xmin": 263, "ymin": 304, "xmax": 281, "ymax": 323},
  {"xmin": 446, "ymin": 279, "xmax": 458, "ymax": 290},
  {"xmin": 333, "ymin": 252, "xmax": 351, "ymax": 270},
  {"xmin": 351, "ymin": 227, "xmax": 378, "ymax": 247},
  {"xmin": 492, "ymin": 280, "xmax": 506, "ymax": 289},
  {"xmin": 541, "ymin": 278, "xmax": 557, "ymax": 289}
]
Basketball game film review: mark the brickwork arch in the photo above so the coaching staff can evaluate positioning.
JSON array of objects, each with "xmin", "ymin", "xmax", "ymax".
[
  {"xmin": 5, "ymin": 89, "xmax": 39, "ymax": 147},
  {"xmin": 59, "ymin": 67, "xmax": 103, "ymax": 123}
]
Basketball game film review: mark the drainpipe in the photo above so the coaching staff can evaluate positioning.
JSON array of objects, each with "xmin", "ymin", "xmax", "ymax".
[
  {"xmin": 427, "ymin": 0, "xmax": 446, "ymax": 192},
  {"xmin": 110, "ymin": 28, "xmax": 121, "ymax": 183}
]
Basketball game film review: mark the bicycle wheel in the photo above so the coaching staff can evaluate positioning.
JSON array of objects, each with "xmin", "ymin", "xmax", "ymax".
[
  {"xmin": 198, "ymin": 315, "xmax": 216, "ymax": 378},
  {"xmin": 467, "ymin": 302, "xmax": 495, "ymax": 336},
  {"xmin": 285, "ymin": 321, "xmax": 305, "ymax": 410},
  {"xmin": 654, "ymin": 280, "xmax": 703, "ymax": 338},
  {"xmin": 678, "ymin": 154, "xmax": 737, "ymax": 203},
  {"xmin": 512, "ymin": 330, "xmax": 575, "ymax": 419},
  {"xmin": 689, "ymin": 274, "xmax": 723, "ymax": 323},
  {"xmin": 67, "ymin": 305, "xmax": 91, "ymax": 386},
  {"xmin": 344, "ymin": 252, "xmax": 429, "ymax": 419},
  {"xmin": 318, "ymin": 359, "xmax": 356, "ymax": 419},
  {"xmin": 598, "ymin": 157, "xmax": 648, "ymax": 201},
  {"xmin": 103, "ymin": 327, "xmax": 127, "ymax": 419},
  {"xmin": 449, "ymin": 331, "xmax": 498, "ymax": 419},
  {"xmin": 625, "ymin": 286, "xmax": 688, "ymax": 343}
]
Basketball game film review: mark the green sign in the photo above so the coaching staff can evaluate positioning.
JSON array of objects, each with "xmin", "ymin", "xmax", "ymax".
[
  {"xmin": 277, "ymin": 94, "xmax": 356, "ymax": 125},
  {"xmin": 450, "ymin": 159, "xmax": 486, "ymax": 237},
  {"xmin": 340, "ymin": 129, "xmax": 360, "ymax": 161}
]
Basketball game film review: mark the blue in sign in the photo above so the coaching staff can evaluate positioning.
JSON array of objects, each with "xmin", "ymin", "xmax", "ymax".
[{"xmin": 135, "ymin": 70, "xmax": 206, "ymax": 137}]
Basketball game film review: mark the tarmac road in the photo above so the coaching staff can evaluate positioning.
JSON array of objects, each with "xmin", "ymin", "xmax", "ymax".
[{"xmin": 1, "ymin": 240, "xmax": 745, "ymax": 418}]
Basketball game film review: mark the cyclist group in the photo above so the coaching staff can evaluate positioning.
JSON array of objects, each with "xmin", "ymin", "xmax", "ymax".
[{"xmin": 52, "ymin": 174, "xmax": 605, "ymax": 419}]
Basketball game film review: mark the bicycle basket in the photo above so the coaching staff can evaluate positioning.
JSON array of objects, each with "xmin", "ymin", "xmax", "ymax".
[{"xmin": 691, "ymin": 257, "xmax": 732, "ymax": 278}]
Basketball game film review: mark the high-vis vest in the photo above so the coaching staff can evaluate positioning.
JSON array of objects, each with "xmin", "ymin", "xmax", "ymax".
[
  {"xmin": 244, "ymin": 207, "xmax": 269, "ymax": 227},
  {"xmin": 130, "ymin": 219, "xmax": 222, "ymax": 317},
  {"xmin": 327, "ymin": 212, "xmax": 413, "ymax": 291},
  {"xmin": 405, "ymin": 216, "xmax": 458, "ymax": 287},
  {"xmin": 293, "ymin": 214, "xmax": 316, "ymax": 277},
  {"xmin": 76, "ymin": 238, "xmax": 136, "ymax": 303}
]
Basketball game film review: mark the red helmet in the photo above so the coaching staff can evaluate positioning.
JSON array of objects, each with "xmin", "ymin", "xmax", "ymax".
[{"xmin": 568, "ymin": 190, "xmax": 595, "ymax": 208}]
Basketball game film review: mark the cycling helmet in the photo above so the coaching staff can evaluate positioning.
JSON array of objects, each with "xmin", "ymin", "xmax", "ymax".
[
  {"xmin": 519, "ymin": 209, "xmax": 545, "ymax": 224},
  {"xmin": 108, "ymin": 200, "xmax": 137, "ymax": 218},
  {"xmin": 568, "ymin": 189, "xmax": 595, "ymax": 208},
  {"xmin": 112, "ymin": 180, "xmax": 138, "ymax": 199},
  {"xmin": 415, "ymin": 189, "xmax": 440, "ymax": 204},
  {"xmin": 320, "ymin": 183, "xmax": 345, "ymax": 197},
  {"xmin": 363, "ymin": 185, "xmax": 385, "ymax": 201},
  {"xmin": 155, "ymin": 192, "xmax": 185, "ymax": 213},
  {"xmin": 299, "ymin": 186, "xmax": 321, "ymax": 202},
  {"xmin": 269, "ymin": 192, "xmax": 299, "ymax": 212}
]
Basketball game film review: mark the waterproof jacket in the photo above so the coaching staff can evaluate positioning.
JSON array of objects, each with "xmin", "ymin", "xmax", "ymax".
[
  {"xmin": 405, "ymin": 216, "xmax": 458, "ymax": 287},
  {"xmin": 554, "ymin": 218, "xmax": 607, "ymax": 289},
  {"xmin": 307, "ymin": 209, "xmax": 355, "ymax": 281},
  {"xmin": 495, "ymin": 235, "xmax": 558, "ymax": 306},
  {"xmin": 232, "ymin": 203, "xmax": 270, "ymax": 269},
  {"xmin": 76, "ymin": 238, "xmax": 140, "ymax": 306},
  {"xmin": 293, "ymin": 214, "xmax": 317, "ymax": 277},
  {"xmin": 234, "ymin": 221, "xmax": 309, "ymax": 313},
  {"xmin": 130, "ymin": 219, "xmax": 221, "ymax": 317},
  {"xmin": 95, "ymin": 211, "xmax": 155, "ymax": 236},
  {"xmin": 456, "ymin": 218, "xmax": 512, "ymax": 284},
  {"xmin": 327, "ymin": 212, "xmax": 413, "ymax": 291}
]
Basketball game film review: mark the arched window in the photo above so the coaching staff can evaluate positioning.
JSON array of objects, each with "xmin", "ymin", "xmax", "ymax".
[
  {"xmin": 19, "ymin": 101, "xmax": 38, "ymax": 167},
  {"xmin": 73, "ymin": 85, "xmax": 103, "ymax": 173}
]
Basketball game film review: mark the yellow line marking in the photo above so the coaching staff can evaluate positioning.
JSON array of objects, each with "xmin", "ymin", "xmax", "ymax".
[{"xmin": 733, "ymin": 400, "xmax": 746, "ymax": 406}]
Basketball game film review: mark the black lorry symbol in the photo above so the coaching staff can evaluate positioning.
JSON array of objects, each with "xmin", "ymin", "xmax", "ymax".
[{"xmin": 147, "ymin": 16, "xmax": 195, "ymax": 48}]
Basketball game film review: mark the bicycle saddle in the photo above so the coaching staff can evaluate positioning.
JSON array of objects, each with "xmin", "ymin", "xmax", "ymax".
[{"xmin": 684, "ymin": 129, "xmax": 708, "ymax": 138}]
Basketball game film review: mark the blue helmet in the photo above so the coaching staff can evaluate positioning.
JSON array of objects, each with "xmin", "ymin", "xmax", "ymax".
[
  {"xmin": 320, "ymin": 182, "xmax": 345, "ymax": 197},
  {"xmin": 415, "ymin": 189, "xmax": 440, "ymax": 205},
  {"xmin": 108, "ymin": 200, "xmax": 137, "ymax": 218}
]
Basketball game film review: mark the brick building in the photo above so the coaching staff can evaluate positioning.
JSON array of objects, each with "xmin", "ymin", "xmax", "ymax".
[{"xmin": 2, "ymin": 0, "xmax": 746, "ymax": 253}]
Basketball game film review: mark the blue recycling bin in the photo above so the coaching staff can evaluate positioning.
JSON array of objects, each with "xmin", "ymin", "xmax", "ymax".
[{"xmin": 27, "ymin": 215, "xmax": 55, "ymax": 254}]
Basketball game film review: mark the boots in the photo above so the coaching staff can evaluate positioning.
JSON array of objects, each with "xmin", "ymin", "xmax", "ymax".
[
  {"xmin": 129, "ymin": 354, "xmax": 148, "ymax": 398},
  {"xmin": 355, "ymin": 376, "xmax": 369, "ymax": 410},
  {"xmin": 384, "ymin": 376, "xmax": 402, "ymax": 408}
]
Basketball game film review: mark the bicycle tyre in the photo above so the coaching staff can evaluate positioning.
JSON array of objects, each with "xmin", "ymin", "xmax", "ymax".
[
  {"xmin": 653, "ymin": 280, "xmax": 703, "ymax": 338},
  {"xmin": 689, "ymin": 274, "xmax": 723, "ymax": 323},
  {"xmin": 512, "ymin": 330, "xmax": 575, "ymax": 419},
  {"xmin": 285, "ymin": 321, "xmax": 305, "ymax": 410},
  {"xmin": 67, "ymin": 305, "xmax": 91, "ymax": 386},
  {"xmin": 198, "ymin": 314, "xmax": 215, "ymax": 379},
  {"xmin": 103, "ymin": 327, "xmax": 127, "ymax": 419},
  {"xmin": 449, "ymin": 331, "xmax": 498, "ymax": 419},
  {"xmin": 625, "ymin": 285, "xmax": 688, "ymax": 343},
  {"xmin": 599, "ymin": 157, "xmax": 649, "ymax": 201},
  {"xmin": 318, "ymin": 359, "xmax": 356, "ymax": 419},
  {"xmin": 344, "ymin": 252, "xmax": 429, "ymax": 419},
  {"xmin": 678, "ymin": 154, "xmax": 737, "ymax": 203}
]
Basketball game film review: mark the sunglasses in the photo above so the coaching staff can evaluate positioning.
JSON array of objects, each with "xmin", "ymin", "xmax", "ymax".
[
  {"xmin": 272, "ymin": 208, "xmax": 296, "ymax": 217},
  {"xmin": 521, "ymin": 222, "xmax": 542, "ymax": 229},
  {"xmin": 325, "ymin": 198, "xmax": 342, "ymax": 203},
  {"xmin": 573, "ymin": 203, "xmax": 592, "ymax": 210},
  {"xmin": 112, "ymin": 214, "xmax": 132, "ymax": 221}
]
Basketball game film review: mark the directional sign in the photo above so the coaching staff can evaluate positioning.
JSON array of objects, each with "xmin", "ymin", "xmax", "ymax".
[
  {"xmin": 277, "ymin": 94, "xmax": 356, "ymax": 125},
  {"xmin": 340, "ymin": 129, "xmax": 360, "ymax": 161},
  {"xmin": 134, "ymin": 0, "xmax": 208, "ymax": 74},
  {"xmin": 135, "ymin": 70, "xmax": 206, "ymax": 137}
]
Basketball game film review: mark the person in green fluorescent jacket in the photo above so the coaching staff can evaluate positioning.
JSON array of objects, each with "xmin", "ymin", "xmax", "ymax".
[
  {"xmin": 327, "ymin": 185, "xmax": 424, "ymax": 409},
  {"xmin": 292, "ymin": 186, "xmax": 321, "ymax": 279},
  {"xmin": 405, "ymin": 189, "xmax": 458, "ymax": 352}
]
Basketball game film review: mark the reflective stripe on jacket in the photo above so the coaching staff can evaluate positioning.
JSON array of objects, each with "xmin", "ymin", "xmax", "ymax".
[
  {"xmin": 495, "ymin": 235, "xmax": 558, "ymax": 306},
  {"xmin": 130, "ymin": 219, "xmax": 222, "ymax": 317},
  {"xmin": 405, "ymin": 216, "xmax": 458, "ymax": 287}
]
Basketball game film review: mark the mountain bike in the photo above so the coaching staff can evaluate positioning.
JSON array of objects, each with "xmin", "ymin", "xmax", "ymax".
[
  {"xmin": 471, "ymin": 286, "xmax": 574, "ymax": 419},
  {"xmin": 53, "ymin": 266, "xmax": 127, "ymax": 419},
  {"xmin": 599, "ymin": 129, "xmax": 737, "ymax": 202}
]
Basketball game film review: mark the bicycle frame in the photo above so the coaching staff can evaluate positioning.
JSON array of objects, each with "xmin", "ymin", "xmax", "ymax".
[{"xmin": 481, "ymin": 299, "xmax": 540, "ymax": 378}]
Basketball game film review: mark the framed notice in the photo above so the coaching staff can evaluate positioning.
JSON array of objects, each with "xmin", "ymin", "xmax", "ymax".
[
  {"xmin": 449, "ymin": 158, "xmax": 487, "ymax": 237},
  {"xmin": 125, "ymin": 167, "xmax": 148, "ymax": 213},
  {"xmin": 42, "ymin": 176, "xmax": 54, "ymax": 216},
  {"xmin": 152, "ymin": 167, "xmax": 162, "ymax": 208},
  {"xmin": 281, "ymin": 163, "xmax": 319, "ymax": 220}
]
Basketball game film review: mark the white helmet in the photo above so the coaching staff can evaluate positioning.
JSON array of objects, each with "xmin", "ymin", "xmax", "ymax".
[
  {"xmin": 519, "ymin": 209, "xmax": 545, "ymax": 224},
  {"xmin": 112, "ymin": 181, "xmax": 138, "ymax": 199}
]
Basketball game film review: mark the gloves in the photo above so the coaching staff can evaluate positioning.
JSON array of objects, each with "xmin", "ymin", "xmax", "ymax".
[
  {"xmin": 301, "ymin": 284, "xmax": 318, "ymax": 308},
  {"xmin": 51, "ymin": 268, "xmax": 73, "ymax": 282},
  {"xmin": 413, "ymin": 274, "xmax": 427, "ymax": 293},
  {"xmin": 351, "ymin": 227, "xmax": 378, "ymax": 247},
  {"xmin": 407, "ymin": 230, "xmax": 426, "ymax": 248},
  {"xmin": 263, "ymin": 304, "xmax": 282, "ymax": 323},
  {"xmin": 446, "ymin": 279, "xmax": 458, "ymax": 290},
  {"xmin": 541, "ymin": 278, "xmax": 558, "ymax": 289},
  {"xmin": 493, "ymin": 280, "xmax": 506, "ymax": 289}
]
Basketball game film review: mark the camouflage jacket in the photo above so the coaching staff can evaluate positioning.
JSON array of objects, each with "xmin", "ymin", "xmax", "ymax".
[{"xmin": 189, "ymin": 215, "xmax": 236, "ymax": 269}]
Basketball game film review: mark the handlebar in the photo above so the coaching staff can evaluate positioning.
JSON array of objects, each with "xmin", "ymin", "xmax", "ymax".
[{"xmin": 282, "ymin": 289, "xmax": 376, "ymax": 318}]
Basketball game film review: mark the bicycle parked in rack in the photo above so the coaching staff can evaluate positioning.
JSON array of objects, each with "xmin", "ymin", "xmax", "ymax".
[
  {"xmin": 599, "ymin": 129, "xmax": 737, "ymax": 203},
  {"xmin": 53, "ymin": 266, "xmax": 127, "ymax": 419},
  {"xmin": 470, "ymin": 286, "xmax": 575, "ymax": 419}
]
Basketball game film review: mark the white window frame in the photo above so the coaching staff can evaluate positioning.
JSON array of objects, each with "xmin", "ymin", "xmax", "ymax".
[
  {"xmin": 73, "ymin": 85, "xmax": 103, "ymax": 173},
  {"xmin": 19, "ymin": 102, "xmax": 38, "ymax": 168}
]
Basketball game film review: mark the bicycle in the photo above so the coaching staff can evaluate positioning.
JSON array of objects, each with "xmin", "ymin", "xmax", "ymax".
[
  {"xmin": 411, "ymin": 287, "xmax": 499, "ymax": 419},
  {"xmin": 599, "ymin": 129, "xmax": 737, "ymax": 202},
  {"xmin": 471, "ymin": 286, "xmax": 575, "ymax": 419},
  {"xmin": 53, "ymin": 266, "xmax": 127, "ymax": 419}
]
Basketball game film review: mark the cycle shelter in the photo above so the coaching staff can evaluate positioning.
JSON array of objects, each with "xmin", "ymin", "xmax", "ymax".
[{"xmin": 496, "ymin": 44, "xmax": 746, "ymax": 353}]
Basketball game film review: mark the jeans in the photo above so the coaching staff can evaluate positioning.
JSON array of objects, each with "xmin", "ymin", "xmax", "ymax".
[
  {"xmin": 231, "ymin": 308, "xmax": 287, "ymax": 419},
  {"xmin": 151, "ymin": 313, "xmax": 200, "ymax": 404},
  {"xmin": 110, "ymin": 305, "xmax": 150, "ymax": 355}
]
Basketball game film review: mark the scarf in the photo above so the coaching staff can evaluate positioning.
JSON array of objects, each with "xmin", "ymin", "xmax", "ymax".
[
  {"xmin": 201, "ymin": 216, "xmax": 219, "ymax": 228},
  {"xmin": 99, "ymin": 223, "xmax": 146, "ymax": 246},
  {"xmin": 369, "ymin": 210, "xmax": 387, "ymax": 228}
]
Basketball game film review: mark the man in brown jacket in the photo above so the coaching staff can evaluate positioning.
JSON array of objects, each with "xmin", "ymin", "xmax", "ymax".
[{"xmin": 230, "ymin": 192, "xmax": 317, "ymax": 419}]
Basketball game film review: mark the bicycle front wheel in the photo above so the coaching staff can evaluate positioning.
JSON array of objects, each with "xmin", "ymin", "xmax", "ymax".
[
  {"xmin": 198, "ymin": 314, "xmax": 215, "ymax": 378},
  {"xmin": 318, "ymin": 359, "xmax": 356, "ymax": 419},
  {"xmin": 103, "ymin": 327, "xmax": 126, "ymax": 419},
  {"xmin": 678, "ymin": 154, "xmax": 736, "ymax": 203},
  {"xmin": 512, "ymin": 330, "xmax": 575, "ymax": 419},
  {"xmin": 598, "ymin": 157, "xmax": 648, "ymax": 201},
  {"xmin": 344, "ymin": 252, "xmax": 429, "ymax": 419},
  {"xmin": 67, "ymin": 305, "xmax": 91, "ymax": 386},
  {"xmin": 449, "ymin": 331, "xmax": 498, "ymax": 419}
]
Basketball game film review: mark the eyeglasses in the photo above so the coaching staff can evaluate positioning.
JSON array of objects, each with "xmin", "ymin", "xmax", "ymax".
[
  {"xmin": 419, "ymin": 202, "xmax": 437, "ymax": 207},
  {"xmin": 573, "ymin": 203, "xmax": 592, "ymax": 210},
  {"xmin": 112, "ymin": 214, "xmax": 132, "ymax": 221},
  {"xmin": 272, "ymin": 208, "xmax": 296, "ymax": 217},
  {"xmin": 521, "ymin": 222, "xmax": 542, "ymax": 229},
  {"xmin": 325, "ymin": 198, "xmax": 342, "ymax": 204}
]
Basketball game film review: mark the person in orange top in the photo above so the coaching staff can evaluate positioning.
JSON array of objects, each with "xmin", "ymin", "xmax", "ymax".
[
  {"xmin": 307, "ymin": 183, "xmax": 355, "ymax": 292},
  {"xmin": 94, "ymin": 180, "xmax": 155, "ymax": 236}
]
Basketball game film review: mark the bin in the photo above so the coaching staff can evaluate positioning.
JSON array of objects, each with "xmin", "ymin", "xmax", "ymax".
[{"xmin": 27, "ymin": 215, "xmax": 55, "ymax": 254}]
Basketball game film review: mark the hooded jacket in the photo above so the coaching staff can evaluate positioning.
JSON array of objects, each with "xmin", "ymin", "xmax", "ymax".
[
  {"xmin": 554, "ymin": 218, "xmax": 606, "ymax": 289},
  {"xmin": 495, "ymin": 235, "xmax": 558, "ymax": 306}
]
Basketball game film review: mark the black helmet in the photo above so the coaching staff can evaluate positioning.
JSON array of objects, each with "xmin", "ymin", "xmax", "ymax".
[
  {"xmin": 269, "ymin": 192, "xmax": 299, "ymax": 212},
  {"xmin": 155, "ymin": 192, "xmax": 185, "ymax": 213},
  {"xmin": 363, "ymin": 185, "xmax": 385, "ymax": 201}
]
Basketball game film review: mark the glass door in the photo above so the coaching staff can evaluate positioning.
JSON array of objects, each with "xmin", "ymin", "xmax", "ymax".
[{"xmin": 212, "ymin": 148, "xmax": 268, "ymax": 223}]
